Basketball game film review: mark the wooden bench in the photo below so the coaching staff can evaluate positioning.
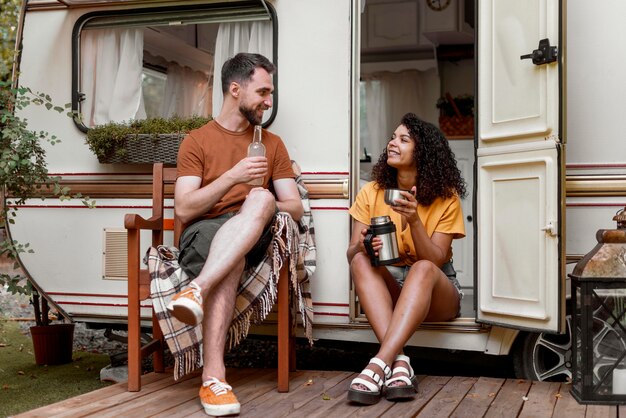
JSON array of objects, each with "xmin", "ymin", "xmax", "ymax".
[{"xmin": 125, "ymin": 162, "xmax": 295, "ymax": 392}]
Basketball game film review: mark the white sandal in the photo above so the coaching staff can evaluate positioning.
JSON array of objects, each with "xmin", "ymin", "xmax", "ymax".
[
  {"xmin": 384, "ymin": 354, "xmax": 418, "ymax": 400},
  {"xmin": 347, "ymin": 357, "xmax": 392, "ymax": 405}
]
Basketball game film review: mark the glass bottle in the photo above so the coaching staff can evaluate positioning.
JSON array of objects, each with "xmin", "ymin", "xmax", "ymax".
[{"xmin": 247, "ymin": 125, "xmax": 265, "ymax": 186}]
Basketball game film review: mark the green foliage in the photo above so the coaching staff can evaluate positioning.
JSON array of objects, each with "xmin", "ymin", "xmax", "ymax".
[
  {"xmin": 436, "ymin": 94, "xmax": 474, "ymax": 117},
  {"xmin": 0, "ymin": 320, "xmax": 112, "ymax": 416},
  {"xmin": 85, "ymin": 115, "xmax": 211, "ymax": 161},
  {"xmin": 0, "ymin": 0, "xmax": 21, "ymax": 82},
  {"xmin": 0, "ymin": 81, "xmax": 94, "ymax": 295}
]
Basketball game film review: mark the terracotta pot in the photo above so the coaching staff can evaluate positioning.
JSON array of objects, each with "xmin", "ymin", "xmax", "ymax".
[{"xmin": 30, "ymin": 323, "xmax": 75, "ymax": 365}]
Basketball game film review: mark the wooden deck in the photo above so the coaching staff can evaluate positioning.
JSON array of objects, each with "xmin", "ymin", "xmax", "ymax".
[{"xmin": 13, "ymin": 368, "xmax": 623, "ymax": 417}]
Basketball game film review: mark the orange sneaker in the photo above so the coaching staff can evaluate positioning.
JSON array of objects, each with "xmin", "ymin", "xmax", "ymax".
[
  {"xmin": 199, "ymin": 377, "xmax": 241, "ymax": 416},
  {"xmin": 166, "ymin": 282, "xmax": 203, "ymax": 326}
]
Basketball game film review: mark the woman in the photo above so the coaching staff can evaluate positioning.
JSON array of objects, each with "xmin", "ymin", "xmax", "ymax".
[{"xmin": 346, "ymin": 113, "xmax": 466, "ymax": 405}]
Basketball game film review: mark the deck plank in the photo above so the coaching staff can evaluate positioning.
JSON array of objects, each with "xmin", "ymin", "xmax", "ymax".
[
  {"xmin": 484, "ymin": 379, "xmax": 532, "ymax": 418},
  {"xmin": 15, "ymin": 370, "xmax": 187, "ymax": 418},
  {"xmin": 414, "ymin": 376, "xmax": 477, "ymax": 417},
  {"xmin": 15, "ymin": 368, "xmax": 626, "ymax": 417},
  {"xmin": 450, "ymin": 376, "xmax": 505, "ymax": 418},
  {"xmin": 151, "ymin": 368, "xmax": 280, "ymax": 418},
  {"xmin": 52, "ymin": 371, "xmax": 200, "ymax": 418},
  {"xmin": 518, "ymin": 381, "xmax": 560, "ymax": 418},
  {"xmin": 243, "ymin": 370, "xmax": 353, "ymax": 417},
  {"xmin": 552, "ymin": 384, "xmax": 587, "ymax": 418},
  {"xmin": 12, "ymin": 370, "xmax": 170, "ymax": 417},
  {"xmin": 374, "ymin": 375, "xmax": 451, "ymax": 418},
  {"xmin": 97, "ymin": 375, "xmax": 200, "ymax": 417},
  {"xmin": 278, "ymin": 370, "xmax": 353, "ymax": 417},
  {"xmin": 586, "ymin": 404, "xmax": 617, "ymax": 418}
]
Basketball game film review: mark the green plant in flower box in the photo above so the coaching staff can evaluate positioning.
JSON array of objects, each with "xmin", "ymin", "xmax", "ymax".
[{"xmin": 85, "ymin": 115, "xmax": 211, "ymax": 163}]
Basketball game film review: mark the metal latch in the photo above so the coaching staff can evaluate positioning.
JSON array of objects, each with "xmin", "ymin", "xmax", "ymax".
[
  {"xmin": 520, "ymin": 38, "xmax": 558, "ymax": 65},
  {"xmin": 541, "ymin": 221, "xmax": 557, "ymax": 237}
]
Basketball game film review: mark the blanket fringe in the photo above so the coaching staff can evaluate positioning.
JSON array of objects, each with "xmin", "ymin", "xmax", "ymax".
[{"xmin": 174, "ymin": 344, "xmax": 203, "ymax": 381}]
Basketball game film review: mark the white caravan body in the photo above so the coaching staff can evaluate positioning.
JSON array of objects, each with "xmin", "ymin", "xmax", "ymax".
[{"xmin": 11, "ymin": 0, "xmax": 626, "ymax": 380}]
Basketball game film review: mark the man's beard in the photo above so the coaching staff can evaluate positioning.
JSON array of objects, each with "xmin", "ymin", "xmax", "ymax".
[{"xmin": 240, "ymin": 104, "xmax": 263, "ymax": 126}]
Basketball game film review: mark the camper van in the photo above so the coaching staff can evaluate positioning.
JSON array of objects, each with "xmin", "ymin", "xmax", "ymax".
[{"xmin": 10, "ymin": 0, "xmax": 626, "ymax": 383}]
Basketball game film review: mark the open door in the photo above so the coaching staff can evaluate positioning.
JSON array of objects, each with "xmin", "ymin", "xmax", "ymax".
[{"xmin": 476, "ymin": 0, "xmax": 565, "ymax": 332}]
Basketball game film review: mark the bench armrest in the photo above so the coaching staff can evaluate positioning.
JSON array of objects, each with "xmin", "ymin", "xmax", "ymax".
[{"xmin": 124, "ymin": 214, "xmax": 164, "ymax": 231}]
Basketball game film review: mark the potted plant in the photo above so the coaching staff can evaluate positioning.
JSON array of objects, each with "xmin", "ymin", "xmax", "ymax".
[
  {"xmin": 85, "ymin": 115, "xmax": 211, "ymax": 164},
  {"xmin": 436, "ymin": 92, "xmax": 474, "ymax": 137},
  {"xmin": 0, "ymin": 81, "xmax": 95, "ymax": 365}
]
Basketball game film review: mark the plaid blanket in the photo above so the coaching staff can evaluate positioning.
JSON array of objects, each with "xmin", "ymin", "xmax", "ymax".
[{"xmin": 146, "ymin": 171, "xmax": 316, "ymax": 380}]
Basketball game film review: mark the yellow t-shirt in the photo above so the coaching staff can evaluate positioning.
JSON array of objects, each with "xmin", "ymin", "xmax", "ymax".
[{"xmin": 348, "ymin": 181, "xmax": 465, "ymax": 266}]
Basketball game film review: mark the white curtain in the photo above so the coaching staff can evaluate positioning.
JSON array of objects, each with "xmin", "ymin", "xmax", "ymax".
[
  {"xmin": 211, "ymin": 21, "xmax": 273, "ymax": 118},
  {"xmin": 81, "ymin": 28, "xmax": 146, "ymax": 127},
  {"xmin": 361, "ymin": 69, "xmax": 440, "ymax": 158},
  {"xmin": 161, "ymin": 62, "xmax": 211, "ymax": 118}
]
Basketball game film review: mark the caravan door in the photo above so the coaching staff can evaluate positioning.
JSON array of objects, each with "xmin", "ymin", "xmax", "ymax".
[{"xmin": 476, "ymin": 0, "xmax": 565, "ymax": 332}]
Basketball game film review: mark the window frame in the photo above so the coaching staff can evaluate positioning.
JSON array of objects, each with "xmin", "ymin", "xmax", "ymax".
[{"xmin": 71, "ymin": 1, "xmax": 278, "ymax": 132}]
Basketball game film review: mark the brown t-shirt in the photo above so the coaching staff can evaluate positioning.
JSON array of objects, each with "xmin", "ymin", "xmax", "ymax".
[{"xmin": 177, "ymin": 120, "xmax": 295, "ymax": 219}]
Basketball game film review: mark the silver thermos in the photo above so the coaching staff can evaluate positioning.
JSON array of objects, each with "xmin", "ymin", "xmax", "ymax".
[{"xmin": 363, "ymin": 216, "xmax": 401, "ymax": 266}]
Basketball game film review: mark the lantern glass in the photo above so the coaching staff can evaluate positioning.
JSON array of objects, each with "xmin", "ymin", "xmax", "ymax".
[{"xmin": 572, "ymin": 280, "xmax": 626, "ymax": 403}]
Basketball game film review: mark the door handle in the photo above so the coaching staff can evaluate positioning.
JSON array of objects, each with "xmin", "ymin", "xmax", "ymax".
[{"xmin": 520, "ymin": 38, "xmax": 558, "ymax": 65}]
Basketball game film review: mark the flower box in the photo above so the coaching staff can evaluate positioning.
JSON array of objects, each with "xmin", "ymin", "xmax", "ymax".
[
  {"xmin": 98, "ymin": 133, "xmax": 185, "ymax": 164},
  {"xmin": 86, "ymin": 116, "xmax": 211, "ymax": 164}
]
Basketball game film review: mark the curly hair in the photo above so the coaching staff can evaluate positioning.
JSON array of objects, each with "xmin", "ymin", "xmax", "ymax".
[{"xmin": 371, "ymin": 113, "xmax": 467, "ymax": 206}]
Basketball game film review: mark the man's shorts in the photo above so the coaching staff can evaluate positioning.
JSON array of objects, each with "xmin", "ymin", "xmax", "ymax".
[{"xmin": 178, "ymin": 212, "xmax": 275, "ymax": 279}]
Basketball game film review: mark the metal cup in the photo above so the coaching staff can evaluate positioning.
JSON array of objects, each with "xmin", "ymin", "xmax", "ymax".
[{"xmin": 384, "ymin": 188, "xmax": 409, "ymax": 206}]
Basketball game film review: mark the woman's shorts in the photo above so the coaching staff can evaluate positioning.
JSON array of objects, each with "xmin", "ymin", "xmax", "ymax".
[
  {"xmin": 178, "ymin": 212, "xmax": 274, "ymax": 279},
  {"xmin": 386, "ymin": 261, "xmax": 464, "ymax": 316}
]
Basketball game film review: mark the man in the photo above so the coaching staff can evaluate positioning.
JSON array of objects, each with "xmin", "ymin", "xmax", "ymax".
[{"xmin": 167, "ymin": 53, "xmax": 303, "ymax": 417}]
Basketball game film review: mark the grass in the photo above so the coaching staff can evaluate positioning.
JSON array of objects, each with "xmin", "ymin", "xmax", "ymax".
[{"xmin": 0, "ymin": 319, "xmax": 113, "ymax": 417}]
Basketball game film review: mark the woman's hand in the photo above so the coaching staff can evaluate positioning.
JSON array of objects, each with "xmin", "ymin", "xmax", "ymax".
[
  {"xmin": 359, "ymin": 227, "xmax": 382, "ymax": 257},
  {"xmin": 347, "ymin": 221, "xmax": 380, "ymax": 263},
  {"xmin": 391, "ymin": 186, "xmax": 420, "ymax": 224}
]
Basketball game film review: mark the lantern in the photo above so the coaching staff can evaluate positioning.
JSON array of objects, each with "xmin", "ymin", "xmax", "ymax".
[{"xmin": 570, "ymin": 207, "xmax": 626, "ymax": 404}]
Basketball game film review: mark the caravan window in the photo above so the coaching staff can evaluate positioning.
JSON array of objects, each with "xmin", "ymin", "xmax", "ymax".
[{"xmin": 72, "ymin": 3, "xmax": 277, "ymax": 131}]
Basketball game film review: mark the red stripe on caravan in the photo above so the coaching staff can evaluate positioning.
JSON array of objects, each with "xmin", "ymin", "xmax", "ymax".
[
  {"xmin": 567, "ymin": 163, "xmax": 626, "ymax": 169},
  {"xmin": 313, "ymin": 312, "xmax": 350, "ymax": 317},
  {"xmin": 310, "ymin": 206, "xmax": 349, "ymax": 211},
  {"xmin": 9, "ymin": 205, "xmax": 154, "ymax": 209},
  {"xmin": 12, "ymin": 204, "xmax": 348, "ymax": 211},
  {"xmin": 48, "ymin": 172, "xmax": 152, "ymax": 176},
  {"xmin": 47, "ymin": 292, "xmax": 349, "ymax": 311},
  {"xmin": 301, "ymin": 172, "xmax": 349, "ymax": 175},
  {"xmin": 47, "ymin": 292, "xmax": 127, "ymax": 298},
  {"xmin": 567, "ymin": 203, "xmax": 626, "ymax": 207},
  {"xmin": 55, "ymin": 300, "xmax": 151, "ymax": 308},
  {"xmin": 48, "ymin": 171, "xmax": 351, "ymax": 176}
]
